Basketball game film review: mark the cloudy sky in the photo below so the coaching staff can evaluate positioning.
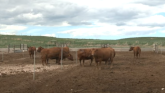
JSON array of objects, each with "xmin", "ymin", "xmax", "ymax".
[{"xmin": 0, "ymin": 0, "xmax": 165, "ymax": 40}]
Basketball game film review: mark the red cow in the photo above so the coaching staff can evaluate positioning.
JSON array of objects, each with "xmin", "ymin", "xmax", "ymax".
[
  {"xmin": 129, "ymin": 46, "xmax": 141, "ymax": 58},
  {"xmin": 40, "ymin": 47, "xmax": 73, "ymax": 66},
  {"xmin": 28, "ymin": 46, "xmax": 36, "ymax": 58},
  {"xmin": 77, "ymin": 49, "xmax": 93, "ymax": 66},
  {"xmin": 91, "ymin": 48, "xmax": 114, "ymax": 69}
]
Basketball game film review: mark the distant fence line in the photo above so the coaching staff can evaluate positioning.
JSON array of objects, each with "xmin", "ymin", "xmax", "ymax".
[
  {"xmin": 7, "ymin": 44, "xmax": 28, "ymax": 53},
  {"xmin": 0, "ymin": 43, "xmax": 164, "ymax": 54}
]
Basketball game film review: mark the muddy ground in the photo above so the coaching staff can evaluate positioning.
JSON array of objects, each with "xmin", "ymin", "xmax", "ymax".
[{"xmin": 0, "ymin": 51, "xmax": 165, "ymax": 93}]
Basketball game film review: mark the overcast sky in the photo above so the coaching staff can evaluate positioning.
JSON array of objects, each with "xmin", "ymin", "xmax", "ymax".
[{"xmin": 0, "ymin": 0, "xmax": 165, "ymax": 40}]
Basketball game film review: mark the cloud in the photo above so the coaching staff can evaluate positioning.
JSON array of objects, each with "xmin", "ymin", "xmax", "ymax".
[
  {"xmin": 59, "ymin": 23, "xmax": 160, "ymax": 37},
  {"xmin": 42, "ymin": 34, "xmax": 56, "ymax": 37},
  {"xmin": 0, "ymin": 0, "xmax": 89, "ymax": 26},
  {"xmin": 0, "ymin": 25, "xmax": 26, "ymax": 30},
  {"xmin": 136, "ymin": 0, "xmax": 165, "ymax": 6},
  {"xmin": 127, "ymin": 15, "xmax": 165, "ymax": 27},
  {"xmin": 1, "ymin": 0, "xmax": 164, "ymax": 27},
  {"xmin": 160, "ymin": 31, "xmax": 165, "ymax": 33},
  {"xmin": 0, "ymin": 32, "xmax": 16, "ymax": 35},
  {"xmin": 0, "ymin": 0, "xmax": 165, "ymax": 38}
]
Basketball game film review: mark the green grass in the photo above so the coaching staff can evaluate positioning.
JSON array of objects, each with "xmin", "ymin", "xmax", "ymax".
[{"xmin": 0, "ymin": 34, "xmax": 164, "ymax": 48}]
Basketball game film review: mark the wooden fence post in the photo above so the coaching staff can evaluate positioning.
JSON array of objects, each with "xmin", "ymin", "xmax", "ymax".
[
  {"xmin": 23, "ymin": 44, "xmax": 24, "ymax": 50},
  {"xmin": 20, "ymin": 44, "xmax": 21, "ymax": 49},
  {"xmin": 8, "ymin": 44, "xmax": 10, "ymax": 53}
]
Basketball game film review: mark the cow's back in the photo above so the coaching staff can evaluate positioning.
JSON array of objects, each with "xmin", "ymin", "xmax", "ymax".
[
  {"xmin": 133, "ymin": 46, "xmax": 141, "ymax": 53},
  {"xmin": 94, "ymin": 48, "xmax": 112, "ymax": 61},
  {"xmin": 47, "ymin": 47, "xmax": 61, "ymax": 59},
  {"xmin": 84, "ymin": 49, "xmax": 92, "ymax": 57},
  {"xmin": 78, "ymin": 49, "xmax": 85, "ymax": 59},
  {"xmin": 40, "ymin": 48, "xmax": 49, "ymax": 58},
  {"xmin": 78, "ymin": 49, "xmax": 92, "ymax": 59},
  {"xmin": 105, "ymin": 47, "xmax": 115, "ymax": 58}
]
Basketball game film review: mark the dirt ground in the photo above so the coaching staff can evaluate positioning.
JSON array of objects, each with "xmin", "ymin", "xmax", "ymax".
[{"xmin": 1, "ymin": 50, "xmax": 165, "ymax": 93}]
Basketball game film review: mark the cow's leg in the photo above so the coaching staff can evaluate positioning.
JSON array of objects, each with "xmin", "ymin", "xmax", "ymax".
[
  {"xmin": 32, "ymin": 54, "xmax": 34, "ymax": 59},
  {"xmin": 90, "ymin": 58, "xmax": 93, "ymax": 66},
  {"xmin": 95, "ymin": 62, "xmax": 99, "ymax": 69},
  {"xmin": 42, "ymin": 59, "xmax": 45, "ymax": 66},
  {"xmin": 79, "ymin": 59, "xmax": 82, "ymax": 66},
  {"xmin": 137, "ymin": 53, "xmax": 139, "ymax": 58},
  {"xmin": 57, "ymin": 59, "xmax": 61, "ymax": 65},
  {"xmin": 134, "ymin": 52, "xmax": 136, "ymax": 58},
  {"xmin": 55, "ymin": 59, "xmax": 57, "ymax": 64},
  {"xmin": 139, "ymin": 52, "xmax": 140, "ymax": 58},
  {"xmin": 99, "ymin": 61, "xmax": 101, "ymax": 70},
  {"xmin": 83, "ymin": 60, "xmax": 85, "ymax": 66},
  {"xmin": 105, "ymin": 61, "xmax": 107, "ymax": 65},
  {"xmin": 110, "ymin": 58, "xmax": 114, "ymax": 69}
]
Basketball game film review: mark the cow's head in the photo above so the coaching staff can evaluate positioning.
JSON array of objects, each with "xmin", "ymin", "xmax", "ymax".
[
  {"xmin": 27, "ymin": 46, "xmax": 32, "ymax": 51},
  {"xmin": 129, "ymin": 47, "xmax": 134, "ymax": 51},
  {"xmin": 27, "ymin": 46, "xmax": 31, "ymax": 50},
  {"xmin": 90, "ymin": 48, "xmax": 96, "ymax": 56},
  {"xmin": 67, "ymin": 54, "xmax": 74, "ymax": 61},
  {"xmin": 37, "ymin": 46, "xmax": 44, "ymax": 52}
]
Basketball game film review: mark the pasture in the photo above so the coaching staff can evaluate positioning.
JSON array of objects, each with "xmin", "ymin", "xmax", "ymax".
[{"xmin": 0, "ymin": 49, "xmax": 165, "ymax": 93}]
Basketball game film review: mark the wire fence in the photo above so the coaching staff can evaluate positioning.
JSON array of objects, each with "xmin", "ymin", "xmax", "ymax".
[{"xmin": 0, "ymin": 43, "xmax": 164, "ymax": 80}]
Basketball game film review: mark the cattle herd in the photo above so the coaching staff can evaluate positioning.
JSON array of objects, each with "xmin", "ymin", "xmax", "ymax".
[{"xmin": 28, "ymin": 46, "xmax": 141, "ymax": 69}]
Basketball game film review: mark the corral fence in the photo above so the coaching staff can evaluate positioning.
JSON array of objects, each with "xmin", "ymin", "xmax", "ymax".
[
  {"xmin": 7, "ymin": 44, "xmax": 28, "ymax": 53},
  {"xmin": 45, "ymin": 43, "xmax": 68, "ymax": 48},
  {"xmin": 152, "ymin": 43, "xmax": 163, "ymax": 54},
  {"xmin": 0, "ymin": 43, "xmax": 164, "ymax": 54},
  {"xmin": 0, "ymin": 42, "xmax": 165, "ymax": 80}
]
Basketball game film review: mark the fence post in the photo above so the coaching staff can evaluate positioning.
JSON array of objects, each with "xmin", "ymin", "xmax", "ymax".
[
  {"xmin": 33, "ymin": 51, "xmax": 36, "ymax": 80},
  {"xmin": 23, "ymin": 44, "xmax": 24, "ymax": 50},
  {"xmin": 1, "ymin": 52, "xmax": 3, "ymax": 62},
  {"xmin": 8, "ymin": 44, "xmax": 10, "ymax": 53},
  {"xmin": 20, "ymin": 44, "xmax": 21, "ymax": 49},
  {"xmin": 76, "ymin": 49, "xmax": 77, "ymax": 64},
  {"xmin": 161, "ymin": 42, "xmax": 162, "ymax": 54},
  {"xmin": 22, "ymin": 49, "xmax": 24, "ymax": 58}
]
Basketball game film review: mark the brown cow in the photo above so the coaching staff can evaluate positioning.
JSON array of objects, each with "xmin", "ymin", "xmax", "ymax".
[
  {"xmin": 77, "ymin": 49, "xmax": 93, "ymax": 66},
  {"xmin": 40, "ymin": 47, "xmax": 73, "ymax": 66},
  {"xmin": 37, "ymin": 46, "xmax": 61, "ymax": 64},
  {"xmin": 91, "ymin": 48, "xmax": 114, "ymax": 69},
  {"xmin": 28, "ymin": 46, "xmax": 36, "ymax": 58},
  {"xmin": 129, "ymin": 46, "xmax": 141, "ymax": 58}
]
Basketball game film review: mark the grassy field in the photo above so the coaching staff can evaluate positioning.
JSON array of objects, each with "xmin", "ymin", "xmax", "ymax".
[{"xmin": 0, "ymin": 34, "xmax": 165, "ymax": 48}]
